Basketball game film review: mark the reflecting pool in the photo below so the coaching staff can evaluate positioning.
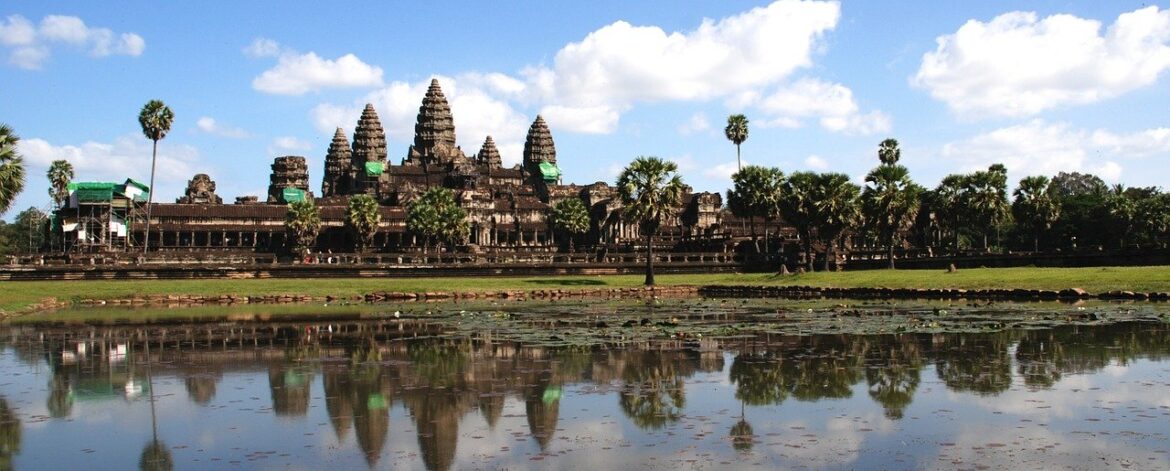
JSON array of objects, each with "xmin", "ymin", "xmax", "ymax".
[{"xmin": 1, "ymin": 300, "xmax": 1168, "ymax": 470}]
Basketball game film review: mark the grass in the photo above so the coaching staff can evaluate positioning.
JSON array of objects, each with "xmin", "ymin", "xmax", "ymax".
[{"xmin": 2, "ymin": 266, "xmax": 1169, "ymax": 313}]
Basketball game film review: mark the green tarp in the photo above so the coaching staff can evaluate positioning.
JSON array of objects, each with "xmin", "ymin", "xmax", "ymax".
[
  {"xmin": 538, "ymin": 161, "xmax": 561, "ymax": 182},
  {"xmin": 281, "ymin": 187, "xmax": 307, "ymax": 203},
  {"xmin": 72, "ymin": 182, "xmax": 117, "ymax": 202},
  {"xmin": 122, "ymin": 179, "xmax": 150, "ymax": 202},
  {"xmin": 365, "ymin": 161, "xmax": 384, "ymax": 177}
]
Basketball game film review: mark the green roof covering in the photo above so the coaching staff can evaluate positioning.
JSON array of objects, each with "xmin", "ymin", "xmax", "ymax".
[
  {"xmin": 364, "ymin": 161, "xmax": 384, "ymax": 177},
  {"xmin": 538, "ymin": 161, "xmax": 561, "ymax": 182},
  {"xmin": 281, "ymin": 187, "xmax": 307, "ymax": 203},
  {"xmin": 124, "ymin": 179, "xmax": 150, "ymax": 192},
  {"xmin": 72, "ymin": 182, "xmax": 118, "ymax": 202}
]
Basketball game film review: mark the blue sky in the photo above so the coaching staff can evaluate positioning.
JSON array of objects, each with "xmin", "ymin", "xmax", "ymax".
[{"xmin": 3, "ymin": 0, "xmax": 1169, "ymax": 219}]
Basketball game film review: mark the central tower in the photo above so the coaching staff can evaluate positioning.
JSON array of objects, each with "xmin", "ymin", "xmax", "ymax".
[{"xmin": 407, "ymin": 78, "xmax": 463, "ymax": 166}]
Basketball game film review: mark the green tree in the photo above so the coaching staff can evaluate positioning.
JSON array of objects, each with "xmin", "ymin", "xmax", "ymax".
[
  {"xmin": 877, "ymin": 138, "xmax": 901, "ymax": 165},
  {"xmin": 966, "ymin": 164, "xmax": 1010, "ymax": 250},
  {"xmin": 724, "ymin": 114, "xmax": 749, "ymax": 172},
  {"xmin": 406, "ymin": 187, "xmax": 468, "ymax": 253},
  {"xmin": 1011, "ymin": 176, "xmax": 1060, "ymax": 252},
  {"xmin": 138, "ymin": 100, "xmax": 174, "ymax": 253},
  {"xmin": 933, "ymin": 174, "xmax": 969, "ymax": 251},
  {"xmin": 616, "ymin": 156, "xmax": 685, "ymax": 285},
  {"xmin": 550, "ymin": 197, "xmax": 590, "ymax": 252},
  {"xmin": 284, "ymin": 199, "xmax": 321, "ymax": 258},
  {"xmin": 12, "ymin": 207, "xmax": 47, "ymax": 254},
  {"xmin": 726, "ymin": 165, "xmax": 783, "ymax": 252},
  {"xmin": 0, "ymin": 124, "xmax": 26, "ymax": 216},
  {"xmin": 346, "ymin": 194, "xmax": 381, "ymax": 253},
  {"xmin": 1135, "ymin": 192, "xmax": 1170, "ymax": 248},
  {"xmin": 862, "ymin": 164, "xmax": 922, "ymax": 269},
  {"xmin": 779, "ymin": 172, "xmax": 818, "ymax": 271},
  {"xmin": 1104, "ymin": 185, "xmax": 1139, "ymax": 249},
  {"xmin": 811, "ymin": 173, "xmax": 861, "ymax": 272},
  {"xmin": 47, "ymin": 159, "xmax": 74, "ymax": 209}
]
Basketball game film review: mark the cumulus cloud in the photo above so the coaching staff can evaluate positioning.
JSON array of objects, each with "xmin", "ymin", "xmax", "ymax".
[
  {"xmin": 757, "ymin": 78, "xmax": 891, "ymax": 134},
  {"xmin": 195, "ymin": 117, "xmax": 250, "ymax": 139},
  {"xmin": 936, "ymin": 120, "xmax": 1170, "ymax": 182},
  {"xmin": 311, "ymin": 75, "xmax": 531, "ymax": 166},
  {"xmin": 804, "ymin": 155, "xmax": 830, "ymax": 170},
  {"xmin": 248, "ymin": 38, "xmax": 383, "ymax": 95},
  {"xmin": 268, "ymin": 136, "xmax": 312, "ymax": 155},
  {"xmin": 0, "ymin": 14, "xmax": 144, "ymax": 69},
  {"xmin": 915, "ymin": 6, "xmax": 1170, "ymax": 118},
  {"xmin": 678, "ymin": 113, "xmax": 711, "ymax": 135},
  {"xmin": 18, "ymin": 136, "xmax": 200, "ymax": 201}
]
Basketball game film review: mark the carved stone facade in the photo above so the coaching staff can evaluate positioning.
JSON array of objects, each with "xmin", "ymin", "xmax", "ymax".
[
  {"xmin": 177, "ymin": 173, "xmax": 222, "ymax": 204},
  {"xmin": 267, "ymin": 156, "xmax": 311, "ymax": 203},
  {"xmin": 321, "ymin": 128, "xmax": 352, "ymax": 197}
]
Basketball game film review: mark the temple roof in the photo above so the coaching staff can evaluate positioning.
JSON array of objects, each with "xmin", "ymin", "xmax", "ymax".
[
  {"xmin": 352, "ymin": 104, "xmax": 388, "ymax": 165},
  {"xmin": 477, "ymin": 136, "xmax": 502, "ymax": 169},
  {"xmin": 413, "ymin": 79, "xmax": 456, "ymax": 155},
  {"xmin": 523, "ymin": 115, "xmax": 556, "ymax": 167}
]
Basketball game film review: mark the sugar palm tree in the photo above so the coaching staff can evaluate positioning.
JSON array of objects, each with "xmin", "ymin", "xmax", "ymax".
[
  {"xmin": 138, "ymin": 100, "xmax": 174, "ymax": 253},
  {"xmin": 284, "ymin": 199, "xmax": 321, "ymax": 258},
  {"xmin": 811, "ymin": 173, "xmax": 861, "ymax": 272},
  {"xmin": 346, "ymin": 194, "xmax": 381, "ymax": 253},
  {"xmin": 0, "ymin": 124, "xmax": 26, "ymax": 216},
  {"xmin": 779, "ymin": 172, "xmax": 818, "ymax": 272},
  {"xmin": 724, "ymin": 114, "xmax": 749, "ymax": 172},
  {"xmin": 727, "ymin": 165, "xmax": 783, "ymax": 252},
  {"xmin": 966, "ymin": 164, "xmax": 1010, "ymax": 250},
  {"xmin": 616, "ymin": 156, "xmax": 685, "ymax": 285},
  {"xmin": 1011, "ymin": 176, "xmax": 1060, "ymax": 252},
  {"xmin": 47, "ymin": 159, "xmax": 74, "ymax": 209},
  {"xmin": 862, "ymin": 164, "xmax": 922, "ymax": 269},
  {"xmin": 550, "ymin": 197, "xmax": 590, "ymax": 252},
  {"xmin": 877, "ymin": 138, "xmax": 901, "ymax": 166},
  {"xmin": 406, "ymin": 187, "xmax": 467, "ymax": 253}
]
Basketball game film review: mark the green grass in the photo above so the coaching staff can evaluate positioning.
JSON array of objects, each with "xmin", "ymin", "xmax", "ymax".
[{"xmin": 2, "ymin": 266, "xmax": 1169, "ymax": 313}]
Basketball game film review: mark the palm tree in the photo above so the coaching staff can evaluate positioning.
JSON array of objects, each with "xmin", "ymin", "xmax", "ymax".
[
  {"xmin": 138, "ymin": 100, "xmax": 174, "ymax": 253},
  {"xmin": 406, "ymin": 187, "xmax": 468, "ymax": 253},
  {"xmin": 346, "ymin": 194, "xmax": 381, "ymax": 253},
  {"xmin": 47, "ymin": 159, "xmax": 74, "ymax": 209},
  {"xmin": 550, "ymin": 198, "xmax": 590, "ymax": 252},
  {"xmin": 724, "ymin": 114, "xmax": 749, "ymax": 172},
  {"xmin": 779, "ymin": 172, "xmax": 818, "ymax": 272},
  {"xmin": 616, "ymin": 156, "xmax": 685, "ymax": 285},
  {"xmin": 877, "ymin": 138, "xmax": 901, "ymax": 166},
  {"xmin": 966, "ymin": 164, "xmax": 1010, "ymax": 250},
  {"xmin": 862, "ymin": 164, "xmax": 922, "ymax": 269},
  {"xmin": 1012, "ymin": 176, "xmax": 1060, "ymax": 252},
  {"xmin": 727, "ymin": 165, "xmax": 784, "ymax": 252},
  {"xmin": 0, "ymin": 124, "xmax": 26, "ymax": 216},
  {"xmin": 1104, "ymin": 185, "xmax": 1137, "ymax": 250},
  {"xmin": 934, "ymin": 174, "xmax": 968, "ymax": 251},
  {"xmin": 811, "ymin": 173, "xmax": 861, "ymax": 272},
  {"xmin": 284, "ymin": 199, "xmax": 321, "ymax": 258}
]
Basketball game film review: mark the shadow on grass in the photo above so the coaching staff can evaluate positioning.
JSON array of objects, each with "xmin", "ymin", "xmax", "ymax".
[{"xmin": 524, "ymin": 279, "xmax": 608, "ymax": 286}]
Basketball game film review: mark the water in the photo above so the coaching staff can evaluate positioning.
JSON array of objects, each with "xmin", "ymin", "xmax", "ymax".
[{"xmin": 1, "ymin": 301, "xmax": 1168, "ymax": 470}]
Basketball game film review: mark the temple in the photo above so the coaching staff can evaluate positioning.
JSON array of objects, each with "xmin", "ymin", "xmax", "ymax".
[{"xmin": 53, "ymin": 78, "xmax": 726, "ymax": 255}]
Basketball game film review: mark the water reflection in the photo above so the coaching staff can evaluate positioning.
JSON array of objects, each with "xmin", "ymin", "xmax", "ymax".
[{"xmin": 0, "ymin": 318, "xmax": 1167, "ymax": 470}]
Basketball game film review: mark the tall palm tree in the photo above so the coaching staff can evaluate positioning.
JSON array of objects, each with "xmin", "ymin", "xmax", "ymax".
[
  {"xmin": 346, "ymin": 194, "xmax": 381, "ymax": 253},
  {"xmin": 0, "ymin": 124, "xmax": 26, "ymax": 216},
  {"xmin": 284, "ymin": 199, "xmax": 321, "ymax": 258},
  {"xmin": 1012, "ymin": 176, "xmax": 1060, "ymax": 252},
  {"xmin": 724, "ymin": 114, "xmax": 749, "ymax": 172},
  {"xmin": 877, "ymin": 138, "xmax": 901, "ymax": 166},
  {"xmin": 727, "ymin": 165, "xmax": 784, "ymax": 252},
  {"xmin": 966, "ymin": 164, "xmax": 1010, "ymax": 250},
  {"xmin": 779, "ymin": 172, "xmax": 818, "ymax": 272},
  {"xmin": 47, "ymin": 159, "xmax": 74, "ymax": 209},
  {"xmin": 617, "ymin": 156, "xmax": 685, "ymax": 285},
  {"xmin": 138, "ymin": 100, "xmax": 174, "ymax": 253},
  {"xmin": 934, "ymin": 174, "xmax": 968, "ymax": 251},
  {"xmin": 862, "ymin": 164, "xmax": 922, "ymax": 269},
  {"xmin": 811, "ymin": 173, "xmax": 861, "ymax": 272}
]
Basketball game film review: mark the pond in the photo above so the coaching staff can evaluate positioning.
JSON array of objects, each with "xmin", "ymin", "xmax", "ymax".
[{"xmin": 1, "ymin": 299, "xmax": 1169, "ymax": 470}]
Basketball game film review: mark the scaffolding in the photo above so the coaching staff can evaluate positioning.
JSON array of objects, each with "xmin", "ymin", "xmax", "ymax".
[{"xmin": 57, "ymin": 179, "xmax": 148, "ymax": 253}]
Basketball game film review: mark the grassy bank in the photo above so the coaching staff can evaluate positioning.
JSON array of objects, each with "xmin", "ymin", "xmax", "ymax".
[{"xmin": 2, "ymin": 266, "xmax": 1169, "ymax": 313}]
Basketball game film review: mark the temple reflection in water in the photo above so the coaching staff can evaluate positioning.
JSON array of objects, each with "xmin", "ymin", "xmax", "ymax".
[{"xmin": 1, "ymin": 318, "xmax": 1168, "ymax": 470}]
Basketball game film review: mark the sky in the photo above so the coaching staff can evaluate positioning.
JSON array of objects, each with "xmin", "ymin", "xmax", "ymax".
[{"xmin": 3, "ymin": 0, "xmax": 1170, "ymax": 220}]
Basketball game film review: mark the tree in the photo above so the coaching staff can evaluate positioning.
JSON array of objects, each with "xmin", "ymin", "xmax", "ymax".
[
  {"xmin": 47, "ymin": 160, "xmax": 74, "ymax": 209},
  {"xmin": 138, "ymin": 100, "xmax": 174, "ymax": 253},
  {"xmin": 284, "ymin": 199, "xmax": 320, "ymax": 258},
  {"xmin": 724, "ymin": 114, "xmax": 749, "ymax": 172},
  {"xmin": 933, "ymin": 174, "xmax": 969, "ymax": 251},
  {"xmin": 550, "ymin": 198, "xmax": 590, "ymax": 252},
  {"xmin": 406, "ymin": 187, "xmax": 468, "ymax": 253},
  {"xmin": 862, "ymin": 165, "xmax": 922, "ymax": 268},
  {"xmin": 811, "ymin": 173, "xmax": 861, "ymax": 272},
  {"xmin": 726, "ymin": 165, "xmax": 783, "ymax": 252},
  {"xmin": 1011, "ymin": 176, "xmax": 1060, "ymax": 252},
  {"xmin": 1134, "ymin": 192, "xmax": 1170, "ymax": 248},
  {"xmin": 966, "ymin": 164, "xmax": 1010, "ymax": 250},
  {"xmin": 779, "ymin": 172, "xmax": 818, "ymax": 272},
  {"xmin": 346, "ymin": 194, "xmax": 381, "ymax": 253},
  {"xmin": 0, "ymin": 124, "xmax": 26, "ymax": 216},
  {"xmin": 616, "ymin": 156, "xmax": 685, "ymax": 285},
  {"xmin": 13, "ymin": 207, "xmax": 46, "ymax": 254},
  {"xmin": 877, "ymin": 138, "xmax": 901, "ymax": 165}
]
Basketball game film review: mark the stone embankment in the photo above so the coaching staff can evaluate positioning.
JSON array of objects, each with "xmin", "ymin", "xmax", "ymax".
[{"xmin": 697, "ymin": 285, "xmax": 1170, "ymax": 301}]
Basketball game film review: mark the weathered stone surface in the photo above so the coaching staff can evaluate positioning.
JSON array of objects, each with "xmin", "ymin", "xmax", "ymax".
[
  {"xmin": 477, "ymin": 135, "xmax": 502, "ymax": 169},
  {"xmin": 409, "ymin": 78, "xmax": 458, "ymax": 165},
  {"xmin": 177, "ymin": 173, "xmax": 223, "ymax": 204},
  {"xmin": 267, "ymin": 156, "xmax": 311, "ymax": 203},
  {"xmin": 523, "ymin": 115, "xmax": 556, "ymax": 171},
  {"xmin": 322, "ymin": 127, "xmax": 352, "ymax": 196}
]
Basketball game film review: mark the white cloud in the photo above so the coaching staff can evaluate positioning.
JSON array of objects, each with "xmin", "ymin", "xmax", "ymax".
[
  {"xmin": 804, "ymin": 155, "xmax": 829, "ymax": 170},
  {"xmin": 937, "ymin": 120, "xmax": 1167, "ymax": 182},
  {"xmin": 269, "ymin": 136, "xmax": 312, "ymax": 154},
  {"xmin": 677, "ymin": 113, "xmax": 711, "ymax": 135},
  {"xmin": 195, "ymin": 117, "xmax": 250, "ymax": 139},
  {"xmin": 915, "ymin": 6, "xmax": 1170, "ymax": 118},
  {"xmin": 539, "ymin": 105, "xmax": 620, "ymax": 134},
  {"xmin": 0, "ymin": 14, "xmax": 144, "ymax": 69},
  {"xmin": 312, "ymin": 75, "xmax": 531, "ymax": 167},
  {"xmin": 757, "ymin": 78, "xmax": 891, "ymax": 135},
  {"xmin": 249, "ymin": 38, "xmax": 384, "ymax": 95},
  {"xmin": 18, "ymin": 136, "xmax": 201, "ymax": 201},
  {"xmin": 702, "ymin": 161, "xmax": 741, "ymax": 181}
]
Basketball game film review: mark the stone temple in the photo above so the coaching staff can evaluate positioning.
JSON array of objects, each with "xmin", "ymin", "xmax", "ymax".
[{"xmin": 55, "ymin": 78, "xmax": 725, "ymax": 254}]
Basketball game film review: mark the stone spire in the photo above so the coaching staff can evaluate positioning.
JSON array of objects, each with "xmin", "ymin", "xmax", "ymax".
[
  {"xmin": 412, "ymin": 78, "xmax": 457, "ymax": 161},
  {"xmin": 267, "ymin": 156, "xmax": 311, "ymax": 203},
  {"xmin": 322, "ymin": 127, "xmax": 352, "ymax": 196},
  {"xmin": 351, "ymin": 104, "xmax": 388, "ymax": 166},
  {"xmin": 477, "ymin": 136, "xmax": 502, "ymax": 169},
  {"xmin": 523, "ymin": 115, "xmax": 556, "ymax": 174},
  {"xmin": 176, "ymin": 173, "xmax": 222, "ymax": 204}
]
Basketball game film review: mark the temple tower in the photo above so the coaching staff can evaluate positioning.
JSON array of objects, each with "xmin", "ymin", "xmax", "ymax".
[
  {"xmin": 523, "ymin": 115, "xmax": 560, "ymax": 187},
  {"xmin": 477, "ymin": 136, "xmax": 502, "ymax": 169},
  {"xmin": 176, "ymin": 173, "xmax": 222, "ymax": 204},
  {"xmin": 407, "ymin": 78, "xmax": 464, "ymax": 166},
  {"xmin": 267, "ymin": 156, "xmax": 311, "ymax": 203},
  {"xmin": 351, "ymin": 104, "xmax": 388, "ymax": 195},
  {"xmin": 322, "ymin": 128, "xmax": 352, "ymax": 196}
]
